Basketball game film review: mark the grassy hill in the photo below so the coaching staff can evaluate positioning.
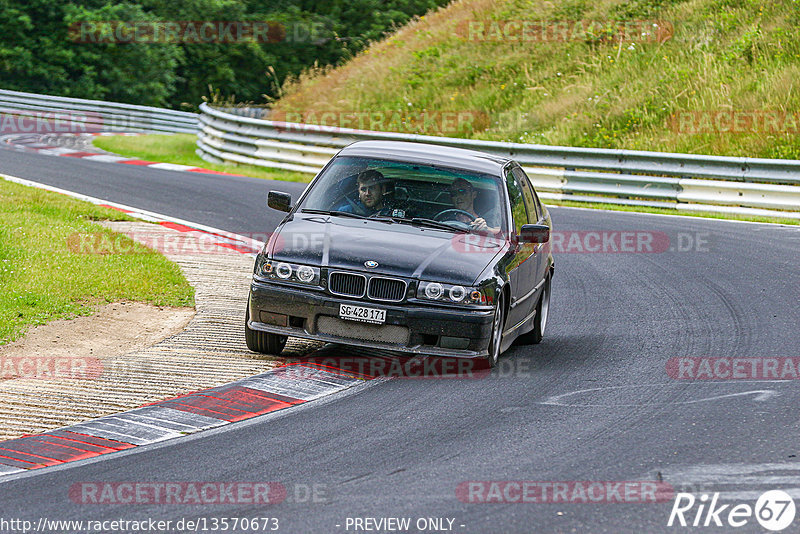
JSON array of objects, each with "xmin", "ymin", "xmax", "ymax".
[{"xmin": 273, "ymin": 0, "xmax": 800, "ymax": 159}]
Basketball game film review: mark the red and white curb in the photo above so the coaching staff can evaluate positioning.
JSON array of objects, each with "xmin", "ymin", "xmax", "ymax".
[
  {"xmin": 0, "ymin": 363, "xmax": 375, "ymax": 476},
  {"xmin": 0, "ymin": 172, "xmax": 394, "ymax": 478},
  {"xmin": 1, "ymin": 132, "xmax": 246, "ymax": 177}
]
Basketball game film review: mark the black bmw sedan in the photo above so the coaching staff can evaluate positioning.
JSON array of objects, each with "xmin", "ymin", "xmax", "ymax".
[{"xmin": 246, "ymin": 140, "xmax": 553, "ymax": 367}]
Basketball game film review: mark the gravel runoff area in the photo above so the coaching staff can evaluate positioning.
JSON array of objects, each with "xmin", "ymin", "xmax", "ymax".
[{"xmin": 0, "ymin": 221, "xmax": 319, "ymax": 441}]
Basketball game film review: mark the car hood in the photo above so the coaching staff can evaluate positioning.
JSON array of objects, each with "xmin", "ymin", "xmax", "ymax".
[{"xmin": 268, "ymin": 214, "xmax": 505, "ymax": 285}]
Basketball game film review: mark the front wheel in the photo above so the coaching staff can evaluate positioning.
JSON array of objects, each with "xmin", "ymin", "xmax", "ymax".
[
  {"xmin": 245, "ymin": 307, "xmax": 288, "ymax": 355},
  {"xmin": 486, "ymin": 291, "xmax": 506, "ymax": 368}
]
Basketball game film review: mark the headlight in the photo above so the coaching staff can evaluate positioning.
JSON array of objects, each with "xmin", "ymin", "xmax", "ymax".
[
  {"xmin": 276, "ymin": 262, "xmax": 292, "ymax": 279},
  {"xmin": 258, "ymin": 260, "xmax": 320, "ymax": 286},
  {"xmin": 297, "ymin": 265, "xmax": 315, "ymax": 283},
  {"xmin": 448, "ymin": 285, "xmax": 466, "ymax": 302},
  {"xmin": 424, "ymin": 282, "xmax": 443, "ymax": 300},
  {"xmin": 418, "ymin": 281, "xmax": 486, "ymax": 305}
]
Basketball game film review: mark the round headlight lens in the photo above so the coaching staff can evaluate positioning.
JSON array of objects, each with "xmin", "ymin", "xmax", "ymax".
[
  {"xmin": 297, "ymin": 265, "xmax": 315, "ymax": 283},
  {"xmin": 424, "ymin": 282, "xmax": 444, "ymax": 300},
  {"xmin": 275, "ymin": 262, "xmax": 292, "ymax": 279},
  {"xmin": 449, "ymin": 285, "xmax": 467, "ymax": 302},
  {"xmin": 261, "ymin": 262, "xmax": 272, "ymax": 275}
]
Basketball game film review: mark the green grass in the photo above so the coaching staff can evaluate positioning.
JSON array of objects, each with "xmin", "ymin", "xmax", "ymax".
[
  {"xmin": 92, "ymin": 134, "xmax": 313, "ymax": 183},
  {"xmin": 545, "ymin": 199, "xmax": 800, "ymax": 225},
  {"xmin": 275, "ymin": 0, "xmax": 800, "ymax": 160},
  {"xmin": 0, "ymin": 179, "xmax": 195, "ymax": 345},
  {"xmin": 268, "ymin": 0, "xmax": 800, "ymax": 223}
]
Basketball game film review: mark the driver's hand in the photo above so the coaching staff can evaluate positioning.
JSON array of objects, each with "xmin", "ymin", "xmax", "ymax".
[{"xmin": 470, "ymin": 217, "xmax": 488, "ymax": 231}]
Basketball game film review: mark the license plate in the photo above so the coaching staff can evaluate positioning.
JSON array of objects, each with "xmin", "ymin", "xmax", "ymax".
[{"xmin": 339, "ymin": 303, "xmax": 386, "ymax": 324}]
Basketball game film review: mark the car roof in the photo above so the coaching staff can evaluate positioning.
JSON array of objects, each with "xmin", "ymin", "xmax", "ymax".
[{"xmin": 338, "ymin": 140, "xmax": 512, "ymax": 176}]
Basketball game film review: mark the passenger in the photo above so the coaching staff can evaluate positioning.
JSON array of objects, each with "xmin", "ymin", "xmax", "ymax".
[{"xmin": 448, "ymin": 177, "xmax": 502, "ymax": 235}]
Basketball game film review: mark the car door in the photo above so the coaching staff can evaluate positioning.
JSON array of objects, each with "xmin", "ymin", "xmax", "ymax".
[
  {"xmin": 503, "ymin": 168, "xmax": 536, "ymax": 331},
  {"xmin": 514, "ymin": 166, "xmax": 548, "ymax": 293}
]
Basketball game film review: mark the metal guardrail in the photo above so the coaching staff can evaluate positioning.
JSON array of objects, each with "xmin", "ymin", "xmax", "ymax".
[
  {"xmin": 0, "ymin": 89, "xmax": 197, "ymax": 134},
  {"xmin": 197, "ymin": 103, "xmax": 800, "ymax": 218}
]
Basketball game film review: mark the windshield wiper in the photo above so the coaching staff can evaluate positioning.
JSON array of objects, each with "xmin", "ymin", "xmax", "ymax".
[
  {"xmin": 409, "ymin": 218, "xmax": 465, "ymax": 232},
  {"xmin": 300, "ymin": 209, "xmax": 368, "ymax": 219},
  {"xmin": 370, "ymin": 215, "xmax": 405, "ymax": 224},
  {"xmin": 301, "ymin": 210, "xmax": 460, "ymax": 231}
]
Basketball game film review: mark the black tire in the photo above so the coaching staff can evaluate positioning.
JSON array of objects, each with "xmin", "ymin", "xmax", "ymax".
[
  {"xmin": 245, "ymin": 307, "xmax": 288, "ymax": 355},
  {"xmin": 486, "ymin": 291, "xmax": 506, "ymax": 368},
  {"xmin": 516, "ymin": 273, "xmax": 551, "ymax": 345}
]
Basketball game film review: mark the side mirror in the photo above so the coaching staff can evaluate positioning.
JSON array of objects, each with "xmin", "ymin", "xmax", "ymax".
[
  {"xmin": 267, "ymin": 191, "xmax": 292, "ymax": 212},
  {"xmin": 519, "ymin": 224, "xmax": 550, "ymax": 243}
]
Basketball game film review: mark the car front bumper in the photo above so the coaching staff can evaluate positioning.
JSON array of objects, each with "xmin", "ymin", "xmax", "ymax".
[{"xmin": 248, "ymin": 280, "xmax": 495, "ymax": 358}]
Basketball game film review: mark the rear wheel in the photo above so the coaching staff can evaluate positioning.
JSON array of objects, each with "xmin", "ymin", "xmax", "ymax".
[
  {"xmin": 245, "ymin": 307, "xmax": 288, "ymax": 355},
  {"xmin": 516, "ymin": 273, "xmax": 551, "ymax": 345},
  {"xmin": 486, "ymin": 291, "xmax": 506, "ymax": 368}
]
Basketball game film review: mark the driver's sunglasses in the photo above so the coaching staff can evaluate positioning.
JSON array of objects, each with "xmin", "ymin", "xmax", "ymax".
[{"xmin": 449, "ymin": 187, "xmax": 471, "ymax": 196}]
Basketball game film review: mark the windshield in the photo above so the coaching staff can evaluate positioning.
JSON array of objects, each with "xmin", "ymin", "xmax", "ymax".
[{"xmin": 299, "ymin": 156, "xmax": 507, "ymax": 233}]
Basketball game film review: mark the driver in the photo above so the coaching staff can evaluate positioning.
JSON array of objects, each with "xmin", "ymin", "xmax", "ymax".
[
  {"xmin": 339, "ymin": 170, "xmax": 393, "ymax": 216},
  {"xmin": 448, "ymin": 178, "xmax": 502, "ymax": 235}
]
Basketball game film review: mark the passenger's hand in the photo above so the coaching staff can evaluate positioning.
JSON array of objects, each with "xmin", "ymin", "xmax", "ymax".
[{"xmin": 470, "ymin": 217, "xmax": 488, "ymax": 231}]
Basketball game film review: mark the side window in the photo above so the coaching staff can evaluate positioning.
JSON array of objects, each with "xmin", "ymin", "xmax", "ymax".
[
  {"xmin": 531, "ymin": 187, "xmax": 544, "ymax": 221},
  {"xmin": 513, "ymin": 167, "xmax": 541, "ymax": 222},
  {"xmin": 504, "ymin": 169, "xmax": 529, "ymax": 234}
]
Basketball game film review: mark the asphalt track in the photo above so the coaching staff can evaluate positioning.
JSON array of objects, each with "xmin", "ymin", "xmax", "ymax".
[{"xmin": 1, "ymin": 147, "xmax": 800, "ymax": 533}]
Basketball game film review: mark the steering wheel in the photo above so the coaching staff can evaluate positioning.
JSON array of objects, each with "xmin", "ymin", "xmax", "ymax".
[
  {"xmin": 434, "ymin": 209, "xmax": 477, "ymax": 223},
  {"xmin": 341, "ymin": 195, "xmax": 372, "ymax": 216}
]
